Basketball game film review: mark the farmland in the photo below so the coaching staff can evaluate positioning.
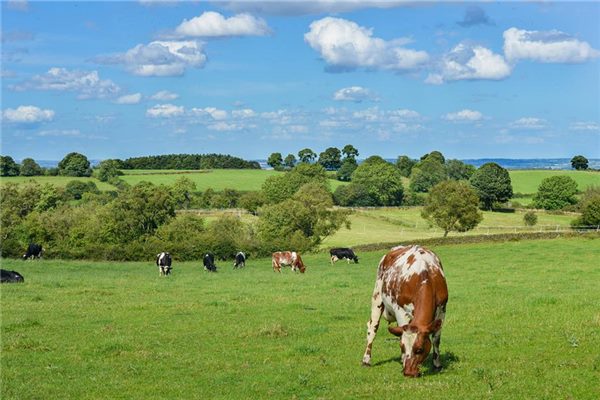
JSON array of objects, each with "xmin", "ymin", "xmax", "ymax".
[{"xmin": 2, "ymin": 238, "xmax": 599, "ymax": 399}]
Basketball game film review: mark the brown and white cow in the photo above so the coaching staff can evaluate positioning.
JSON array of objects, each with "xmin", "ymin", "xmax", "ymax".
[
  {"xmin": 272, "ymin": 251, "xmax": 306, "ymax": 273},
  {"xmin": 362, "ymin": 245, "xmax": 448, "ymax": 377}
]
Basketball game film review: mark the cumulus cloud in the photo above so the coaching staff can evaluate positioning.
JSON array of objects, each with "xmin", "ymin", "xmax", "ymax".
[
  {"xmin": 174, "ymin": 11, "xmax": 271, "ymax": 38},
  {"xmin": 457, "ymin": 6, "xmax": 493, "ymax": 28},
  {"xmin": 94, "ymin": 41, "xmax": 206, "ymax": 77},
  {"xmin": 504, "ymin": 27, "xmax": 600, "ymax": 63},
  {"xmin": 304, "ymin": 17, "xmax": 429, "ymax": 72},
  {"xmin": 444, "ymin": 109, "xmax": 484, "ymax": 122},
  {"xmin": 146, "ymin": 104, "xmax": 184, "ymax": 118},
  {"xmin": 11, "ymin": 68, "xmax": 121, "ymax": 99},
  {"xmin": 150, "ymin": 90, "xmax": 179, "ymax": 101},
  {"xmin": 333, "ymin": 86, "xmax": 378, "ymax": 102},
  {"xmin": 426, "ymin": 43, "xmax": 511, "ymax": 84},
  {"xmin": 190, "ymin": 107, "xmax": 228, "ymax": 120},
  {"xmin": 510, "ymin": 117, "xmax": 547, "ymax": 130},
  {"xmin": 569, "ymin": 121, "xmax": 600, "ymax": 131},
  {"xmin": 221, "ymin": 1, "xmax": 406, "ymax": 16},
  {"xmin": 2, "ymin": 105, "xmax": 54, "ymax": 124},
  {"xmin": 115, "ymin": 93, "xmax": 142, "ymax": 104},
  {"xmin": 232, "ymin": 108, "xmax": 256, "ymax": 118}
]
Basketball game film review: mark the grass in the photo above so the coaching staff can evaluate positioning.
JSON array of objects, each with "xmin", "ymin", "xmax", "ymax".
[
  {"xmin": 509, "ymin": 169, "xmax": 599, "ymax": 195},
  {"xmin": 0, "ymin": 176, "xmax": 115, "ymax": 191},
  {"xmin": 2, "ymin": 237, "xmax": 599, "ymax": 399}
]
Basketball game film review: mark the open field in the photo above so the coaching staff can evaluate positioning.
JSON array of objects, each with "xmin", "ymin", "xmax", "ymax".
[
  {"xmin": 509, "ymin": 170, "xmax": 599, "ymax": 195},
  {"xmin": 2, "ymin": 238, "xmax": 599, "ymax": 399},
  {"xmin": 0, "ymin": 176, "xmax": 115, "ymax": 191}
]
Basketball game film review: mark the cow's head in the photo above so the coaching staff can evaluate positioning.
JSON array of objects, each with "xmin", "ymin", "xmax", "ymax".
[
  {"xmin": 390, "ymin": 320, "xmax": 441, "ymax": 377},
  {"xmin": 297, "ymin": 260, "xmax": 306, "ymax": 273},
  {"xmin": 353, "ymin": 256, "xmax": 359, "ymax": 263}
]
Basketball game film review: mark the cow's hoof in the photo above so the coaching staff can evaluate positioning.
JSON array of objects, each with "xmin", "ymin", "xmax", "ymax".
[
  {"xmin": 433, "ymin": 365, "xmax": 443, "ymax": 373},
  {"xmin": 361, "ymin": 362, "xmax": 371, "ymax": 367}
]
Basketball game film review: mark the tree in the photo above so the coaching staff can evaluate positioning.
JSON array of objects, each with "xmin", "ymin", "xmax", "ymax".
[
  {"xmin": 409, "ymin": 158, "xmax": 447, "ymax": 193},
  {"xmin": 396, "ymin": 155, "xmax": 416, "ymax": 178},
  {"xmin": 283, "ymin": 154, "xmax": 297, "ymax": 170},
  {"xmin": 297, "ymin": 148, "xmax": 317, "ymax": 163},
  {"xmin": 352, "ymin": 156, "xmax": 404, "ymax": 206},
  {"xmin": 336, "ymin": 158, "xmax": 357, "ymax": 181},
  {"xmin": 239, "ymin": 191, "xmax": 265, "ymax": 215},
  {"xmin": 267, "ymin": 152, "xmax": 283, "ymax": 170},
  {"xmin": 533, "ymin": 176, "xmax": 578, "ymax": 210},
  {"xmin": 421, "ymin": 180, "xmax": 482, "ymax": 237},
  {"xmin": 96, "ymin": 159, "xmax": 123, "ymax": 182},
  {"xmin": 65, "ymin": 180, "xmax": 99, "ymax": 200},
  {"xmin": 341, "ymin": 144, "xmax": 359, "ymax": 160},
  {"xmin": 318, "ymin": 147, "xmax": 342, "ymax": 170},
  {"xmin": 58, "ymin": 152, "xmax": 92, "ymax": 177},
  {"xmin": 469, "ymin": 162, "xmax": 513, "ymax": 210},
  {"xmin": 171, "ymin": 176, "xmax": 197, "ymax": 209},
  {"xmin": 571, "ymin": 155, "xmax": 589, "ymax": 170},
  {"xmin": 20, "ymin": 158, "xmax": 44, "ymax": 176},
  {"xmin": 333, "ymin": 183, "xmax": 375, "ymax": 206},
  {"xmin": 0, "ymin": 156, "xmax": 20, "ymax": 176},
  {"xmin": 420, "ymin": 151, "xmax": 445, "ymax": 164},
  {"xmin": 446, "ymin": 159, "xmax": 475, "ymax": 181},
  {"xmin": 571, "ymin": 189, "xmax": 600, "ymax": 227},
  {"xmin": 261, "ymin": 163, "xmax": 328, "ymax": 204}
]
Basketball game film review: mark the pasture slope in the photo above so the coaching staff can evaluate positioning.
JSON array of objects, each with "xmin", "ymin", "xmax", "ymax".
[{"xmin": 2, "ymin": 237, "xmax": 599, "ymax": 399}]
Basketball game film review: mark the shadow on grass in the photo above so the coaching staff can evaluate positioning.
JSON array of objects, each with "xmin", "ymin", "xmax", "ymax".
[{"xmin": 372, "ymin": 351, "xmax": 460, "ymax": 375}]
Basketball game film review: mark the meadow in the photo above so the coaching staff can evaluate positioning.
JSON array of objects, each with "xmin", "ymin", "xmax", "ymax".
[{"xmin": 2, "ymin": 238, "xmax": 599, "ymax": 399}]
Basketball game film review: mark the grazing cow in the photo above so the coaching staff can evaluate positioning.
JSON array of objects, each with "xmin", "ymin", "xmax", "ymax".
[
  {"xmin": 362, "ymin": 245, "xmax": 448, "ymax": 377},
  {"xmin": 203, "ymin": 253, "xmax": 217, "ymax": 272},
  {"xmin": 156, "ymin": 252, "xmax": 172, "ymax": 276},
  {"xmin": 272, "ymin": 251, "xmax": 306, "ymax": 273},
  {"xmin": 233, "ymin": 252, "xmax": 247, "ymax": 269},
  {"xmin": 330, "ymin": 248, "xmax": 359, "ymax": 265},
  {"xmin": 23, "ymin": 243, "xmax": 43, "ymax": 260},
  {"xmin": 1, "ymin": 269, "xmax": 25, "ymax": 283}
]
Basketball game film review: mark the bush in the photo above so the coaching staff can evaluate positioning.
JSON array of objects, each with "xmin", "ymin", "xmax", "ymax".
[
  {"xmin": 65, "ymin": 180, "xmax": 99, "ymax": 200},
  {"xmin": 533, "ymin": 176, "xmax": 578, "ymax": 210},
  {"xmin": 523, "ymin": 211, "xmax": 538, "ymax": 226},
  {"xmin": 333, "ymin": 184, "xmax": 376, "ymax": 207}
]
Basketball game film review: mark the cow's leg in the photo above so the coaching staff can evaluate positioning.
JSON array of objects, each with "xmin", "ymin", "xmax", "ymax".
[
  {"xmin": 272, "ymin": 260, "xmax": 280, "ymax": 273},
  {"xmin": 362, "ymin": 281, "xmax": 384, "ymax": 366},
  {"xmin": 432, "ymin": 330, "xmax": 442, "ymax": 371}
]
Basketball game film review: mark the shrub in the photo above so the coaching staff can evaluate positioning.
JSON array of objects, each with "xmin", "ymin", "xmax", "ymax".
[
  {"xmin": 333, "ymin": 184, "xmax": 376, "ymax": 207},
  {"xmin": 65, "ymin": 180, "xmax": 99, "ymax": 200},
  {"xmin": 533, "ymin": 176, "xmax": 578, "ymax": 210},
  {"xmin": 523, "ymin": 211, "xmax": 538, "ymax": 226}
]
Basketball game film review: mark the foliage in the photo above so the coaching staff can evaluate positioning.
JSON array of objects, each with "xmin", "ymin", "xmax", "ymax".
[
  {"xmin": 351, "ymin": 156, "xmax": 404, "ymax": 206},
  {"xmin": 420, "ymin": 150, "xmax": 445, "ymax": 164},
  {"xmin": 0, "ymin": 155, "xmax": 20, "ymax": 176},
  {"xmin": 170, "ymin": 176, "xmax": 197, "ymax": 209},
  {"xmin": 336, "ymin": 158, "xmax": 357, "ymax": 181},
  {"xmin": 283, "ymin": 154, "xmax": 297, "ymax": 170},
  {"xmin": 65, "ymin": 180, "xmax": 99, "ymax": 200},
  {"xmin": 533, "ymin": 175, "xmax": 578, "ymax": 210},
  {"xmin": 238, "ymin": 191, "xmax": 265, "ymax": 215},
  {"xmin": 121, "ymin": 153, "xmax": 260, "ymax": 170},
  {"xmin": 470, "ymin": 162, "xmax": 513, "ymax": 210},
  {"xmin": 523, "ymin": 211, "xmax": 538, "ymax": 226},
  {"xmin": 409, "ymin": 157, "xmax": 447, "ymax": 193},
  {"xmin": 297, "ymin": 148, "xmax": 317, "ymax": 163},
  {"xmin": 571, "ymin": 155, "xmax": 589, "ymax": 170},
  {"xmin": 421, "ymin": 180, "xmax": 482, "ymax": 237},
  {"xmin": 341, "ymin": 144, "xmax": 359, "ymax": 160},
  {"xmin": 446, "ymin": 159, "xmax": 475, "ymax": 181},
  {"xmin": 333, "ymin": 183, "xmax": 376, "ymax": 207},
  {"xmin": 20, "ymin": 158, "xmax": 44, "ymax": 176},
  {"xmin": 318, "ymin": 147, "xmax": 342, "ymax": 170},
  {"xmin": 267, "ymin": 152, "xmax": 284, "ymax": 170},
  {"xmin": 261, "ymin": 163, "xmax": 328, "ymax": 204},
  {"xmin": 95, "ymin": 159, "xmax": 123, "ymax": 182},
  {"xmin": 58, "ymin": 152, "xmax": 92, "ymax": 177},
  {"xmin": 210, "ymin": 188, "xmax": 240, "ymax": 209},
  {"xmin": 571, "ymin": 192, "xmax": 600, "ymax": 227},
  {"xmin": 395, "ymin": 155, "xmax": 416, "ymax": 178}
]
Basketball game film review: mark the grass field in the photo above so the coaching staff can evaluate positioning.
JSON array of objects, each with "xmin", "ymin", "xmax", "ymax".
[
  {"xmin": 2, "ymin": 238, "xmax": 599, "ymax": 399},
  {"xmin": 0, "ymin": 176, "xmax": 115, "ymax": 191},
  {"xmin": 509, "ymin": 170, "xmax": 599, "ymax": 195}
]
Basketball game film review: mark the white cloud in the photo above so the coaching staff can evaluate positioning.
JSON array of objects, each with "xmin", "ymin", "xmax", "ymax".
[
  {"xmin": 150, "ymin": 90, "xmax": 179, "ymax": 101},
  {"xmin": 444, "ymin": 109, "xmax": 484, "ymax": 122},
  {"xmin": 232, "ymin": 108, "xmax": 256, "ymax": 118},
  {"xmin": 304, "ymin": 17, "xmax": 429, "ymax": 72},
  {"xmin": 174, "ymin": 11, "xmax": 271, "ymax": 38},
  {"xmin": 207, "ymin": 122, "xmax": 245, "ymax": 131},
  {"xmin": 222, "ymin": 1, "xmax": 406, "ymax": 16},
  {"xmin": 389, "ymin": 109, "xmax": 420, "ymax": 119},
  {"xmin": 427, "ymin": 43, "xmax": 511, "ymax": 84},
  {"xmin": 2, "ymin": 105, "xmax": 54, "ymax": 124},
  {"xmin": 11, "ymin": 68, "xmax": 121, "ymax": 99},
  {"xmin": 510, "ymin": 117, "xmax": 547, "ymax": 130},
  {"xmin": 190, "ymin": 107, "xmax": 228, "ymax": 120},
  {"xmin": 95, "ymin": 41, "xmax": 206, "ymax": 77},
  {"xmin": 115, "ymin": 93, "xmax": 142, "ymax": 104},
  {"xmin": 569, "ymin": 121, "xmax": 600, "ymax": 131},
  {"xmin": 37, "ymin": 129, "xmax": 81, "ymax": 137},
  {"xmin": 146, "ymin": 104, "xmax": 184, "ymax": 118},
  {"xmin": 333, "ymin": 86, "xmax": 378, "ymax": 102},
  {"xmin": 504, "ymin": 27, "xmax": 600, "ymax": 63}
]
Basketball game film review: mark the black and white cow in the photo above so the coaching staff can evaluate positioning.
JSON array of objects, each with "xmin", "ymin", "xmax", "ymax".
[
  {"xmin": 330, "ymin": 248, "xmax": 359, "ymax": 265},
  {"xmin": 156, "ymin": 252, "xmax": 172, "ymax": 276},
  {"xmin": 23, "ymin": 243, "xmax": 43, "ymax": 260},
  {"xmin": 1, "ymin": 269, "xmax": 25, "ymax": 283},
  {"xmin": 233, "ymin": 252, "xmax": 247, "ymax": 269},
  {"xmin": 203, "ymin": 253, "xmax": 217, "ymax": 272}
]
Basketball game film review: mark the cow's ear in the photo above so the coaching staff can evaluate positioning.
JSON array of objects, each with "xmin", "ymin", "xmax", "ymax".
[
  {"xmin": 426, "ymin": 319, "xmax": 442, "ymax": 334},
  {"xmin": 388, "ymin": 324, "xmax": 408, "ymax": 336}
]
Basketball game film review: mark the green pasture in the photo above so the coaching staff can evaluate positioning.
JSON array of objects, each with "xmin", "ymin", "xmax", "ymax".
[
  {"xmin": 509, "ymin": 170, "xmax": 599, "ymax": 195},
  {"xmin": 2, "ymin": 238, "xmax": 599, "ymax": 399},
  {"xmin": 0, "ymin": 175, "xmax": 114, "ymax": 191}
]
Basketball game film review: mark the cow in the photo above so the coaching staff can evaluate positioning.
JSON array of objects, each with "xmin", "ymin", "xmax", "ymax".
[
  {"xmin": 272, "ymin": 251, "xmax": 306, "ymax": 273},
  {"xmin": 330, "ymin": 248, "xmax": 359, "ymax": 265},
  {"xmin": 156, "ymin": 252, "xmax": 172, "ymax": 276},
  {"xmin": 23, "ymin": 243, "xmax": 43, "ymax": 260},
  {"xmin": 1, "ymin": 269, "xmax": 25, "ymax": 283},
  {"xmin": 233, "ymin": 252, "xmax": 247, "ymax": 269},
  {"xmin": 203, "ymin": 253, "xmax": 217, "ymax": 272},
  {"xmin": 362, "ymin": 245, "xmax": 448, "ymax": 377}
]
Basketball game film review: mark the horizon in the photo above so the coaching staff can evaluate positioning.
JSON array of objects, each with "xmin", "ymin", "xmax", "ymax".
[{"xmin": 2, "ymin": 1, "xmax": 599, "ymax": 160}]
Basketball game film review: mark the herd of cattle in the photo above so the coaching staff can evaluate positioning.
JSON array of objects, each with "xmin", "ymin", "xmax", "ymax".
[{"xmin": 5, "ymin": 243, "xmax": 448, "ymax": 377}]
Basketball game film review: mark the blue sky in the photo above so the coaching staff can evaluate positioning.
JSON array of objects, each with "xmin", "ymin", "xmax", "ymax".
[{"xmin": 2, "ymin": 0, "xmax": 599, "ymax": 161}]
